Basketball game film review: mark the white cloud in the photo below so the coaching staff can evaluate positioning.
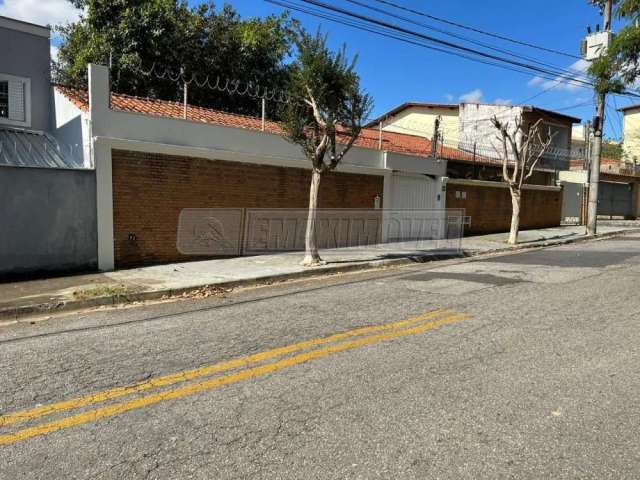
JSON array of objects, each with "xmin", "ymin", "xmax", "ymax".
[
  {"xmin": 444, "ymin": 93, "xmax": 454, "ymax": 102},
  {"xmin": 459, "ymin": 88, "xmax": 484, "ymax": 103},
  {"xmin": 50, "ymin": 44, "xmax": 59, "ymax": 62},
  {"xmin": 494, "ymin": 98, "xmax": 512, "ymax": 105},
  {"xmin": 527, "ymin": 59, "xmax": 590, "ymax": 92},
  {"xmin": 0, "ymin": 0, "xmax": 81, "ymax": 28}
]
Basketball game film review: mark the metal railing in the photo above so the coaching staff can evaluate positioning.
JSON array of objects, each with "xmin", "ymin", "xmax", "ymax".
[{"xmin": 431, "ymin": 137, "xmax": 581, "ymax": 172}]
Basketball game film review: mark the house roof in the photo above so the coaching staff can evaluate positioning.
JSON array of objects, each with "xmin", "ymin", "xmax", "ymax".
[
  {"xmin": 617, "ymin": 103, "xmax": 640, "ymax": 113},
  {"xmin": 364, "ymin": 102, "xmax": 459, "ymax": 128},
  {"xmin": 55, "ymin": 86, "xmax": 443, "ymax": 157},
  {"xmin": 460, "ymin": 102, "xmax": 582, "ymax": 124},
  {"xmin": 524, "ymin": 106, "xmax": 582, "ymax": 124},
  {"xmin": 365, "ymin": 100, "xmax": 581, "ymax": 127},
  {"xmin": 54, "ymin": 86, "xmax": 516, "ymax": 167},
  {"xmin": 0, "ymin": 126, "xmax": 84, "ymax": 169}
]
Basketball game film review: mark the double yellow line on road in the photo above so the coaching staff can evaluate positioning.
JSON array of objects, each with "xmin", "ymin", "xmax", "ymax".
[{"xmin": 0, "ymin": 308, "xmax": 468, "ymax": 446}]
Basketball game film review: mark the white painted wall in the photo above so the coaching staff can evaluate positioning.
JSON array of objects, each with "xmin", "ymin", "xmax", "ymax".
[
  {"xmin": 459, "ymin": 103, "xmax": 523, "ymax": 149},
  {"xmin": 51, "ymin": 88, "xmax": 91, "ymax": 168},
  {"xmin": 381, "ymin": 105, "xmax": 460, "ymax": 144},
  {"xmin": 622, "ymin": 107, "xmax": 640, "ymax": 163}
]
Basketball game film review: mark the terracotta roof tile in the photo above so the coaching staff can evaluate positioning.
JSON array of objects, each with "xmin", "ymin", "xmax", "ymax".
[{"xmin": 54, "ymin": 86, "xmax": 479, "ymax": 160}]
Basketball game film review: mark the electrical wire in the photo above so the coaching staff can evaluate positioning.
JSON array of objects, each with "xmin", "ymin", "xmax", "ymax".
[
  {"xmin": 295, "ymin": 0, "xmax": 595, "ymax": 86},
  {"xmin": 605, "ymin": 100, "xmax": 621, "ymax": 139},
  {"xmin": 344, "ymin": 0, "xmax": 590, "ymax": 81},
  {"xmin": 611, "ymin": 95, "xmax": 625, "ymax": 138},
  {"xmin": 370, "ymin": 0, "xmax": 582, "ymax": 60},
  {"xmin": 278, "ymin": 0, "xmax": 640, "ymax": 99},
  {"xmin": 268, "ymin": 0, "xmax": 598, "ymax": 91}
]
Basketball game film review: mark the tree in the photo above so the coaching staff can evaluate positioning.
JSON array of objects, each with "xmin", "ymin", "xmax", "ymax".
[
  {"xmin": 491, "ymin": 118, "xmax": 556, "ymax": 245},
  {"xmin": 280, "ymin": 31, "xmax": 373, "ymax": 266},
  {"xmin": 54, "ymin": 1, "xmax": 297, "ymax": 117},
  {"xmin": 588, "ymin": 0, "xmax": 634, "ymax": 93}
]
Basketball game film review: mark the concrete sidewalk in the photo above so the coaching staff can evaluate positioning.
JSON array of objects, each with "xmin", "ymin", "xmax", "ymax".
[{"xmin": 1, "ymin": 224, "xmax": 637, "ymax": 322}]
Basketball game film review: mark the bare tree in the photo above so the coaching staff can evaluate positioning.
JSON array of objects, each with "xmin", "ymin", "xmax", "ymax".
[
  {"xmin": 491, "ymin": 117, "xmax": 556, "ymax": 244},
  {"xmin": 281, "ymin": 31, "xmax": 373, "ymax": 266}
]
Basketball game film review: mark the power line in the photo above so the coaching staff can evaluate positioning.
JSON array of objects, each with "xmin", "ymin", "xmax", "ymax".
[
  {"xmin": 268, "ymin": 0, "xmax": 578, "ymax": 84},
  {"xmin": 296, "ymin": 0, "xmax": 595, "ymax": 86},
  {"xmin": 370, "ymin": 0, "xmax": 582, "ymax": 60},
  {"xmin": 269, "ymin": 0, "xmax": 597, "ymax": 91},
  {"xmin": 611, "ymin": 95, "xmax": 625, "ymax": 138},
  {"xmin": 344, "ymin": 0, "xmax": 590, "ymax": 81},
  {"xmin": 279, "ymin": 0, "xmax": 640, "ymax": 99},
  {"xmin": 605, "ymin": 100, "xmax": 621, "ymax": 139}
]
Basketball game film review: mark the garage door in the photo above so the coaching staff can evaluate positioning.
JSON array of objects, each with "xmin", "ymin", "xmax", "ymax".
[
  {"xmin": 598, "ymin": 181, "xmax": 633, "ymax": 218},
  {"xmin": 389, "ymin": 172, "xmax": 437, "ymax": 210}
]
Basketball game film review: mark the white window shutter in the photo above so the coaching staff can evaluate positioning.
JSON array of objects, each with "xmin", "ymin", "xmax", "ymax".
[{"xmin": 8, "ymin": 80, "xmax": 25, "ymax": 122}]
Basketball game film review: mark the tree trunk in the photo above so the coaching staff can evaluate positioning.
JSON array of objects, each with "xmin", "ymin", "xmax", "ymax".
[
  {"xmin": 508, "ymin": 188, "xmax": 521, "ymax": 245},
  {"xmin": 302, "ymin": 169, "xmax": 324, "ymax": 266}
]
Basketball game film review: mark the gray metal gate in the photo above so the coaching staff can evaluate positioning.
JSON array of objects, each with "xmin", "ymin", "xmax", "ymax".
[
  {"xmin": 561, "ymin": 182, "xmax": 584, "ymax": 224},
  {"xmin": 598, "ymin": 181, "xmax": 633, "ymax": 218}
]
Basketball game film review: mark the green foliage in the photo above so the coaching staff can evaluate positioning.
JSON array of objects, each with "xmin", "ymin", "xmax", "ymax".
[
  {"xmin": 280, "ymin": 31, "xmax": 373, "ymax": 170},
  {"xmin": 55, "ymin": 1, "xmax": 298, "ymax": 116},
  {"xmin": 588, "ymin": 0, "xmax": 640, "ymax": 93},
  {"xmin": 602, "ymin": 139, "xmax": 624, "ymax": 158}
]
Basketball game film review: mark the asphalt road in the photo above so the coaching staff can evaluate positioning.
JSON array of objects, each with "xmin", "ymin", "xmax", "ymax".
[{"xmin": 1, "ymin": 235, "xmax": 640, "ymax": 479}]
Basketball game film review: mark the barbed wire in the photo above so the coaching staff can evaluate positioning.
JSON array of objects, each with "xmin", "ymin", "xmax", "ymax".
[{"xmin": 136, "ymin": 63, "xmax": 294, "ymax": 104}]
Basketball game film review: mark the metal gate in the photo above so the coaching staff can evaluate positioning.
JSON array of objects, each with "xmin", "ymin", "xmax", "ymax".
[
  {"xmin": 598, "ymin": 181, "xmax": 633, "ymax": 218},
  {"xmin": 560, "ymin": 182, "xmax": 584, "ymax": 224},
  {"xmin": 389, "ymin": 172, "xmax": 437, "ymax": 210}
]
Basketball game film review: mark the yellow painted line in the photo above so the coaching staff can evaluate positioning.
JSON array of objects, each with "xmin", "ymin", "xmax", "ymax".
[
  {"xmin": 0, "ymin": 308, "xmax": 449, "ymax": 428},
  {"xmin": 0, "ymin": 312, "xmax": 468, "ymax": 446}
]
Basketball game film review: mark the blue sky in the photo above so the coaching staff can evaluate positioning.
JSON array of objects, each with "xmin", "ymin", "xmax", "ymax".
[
  {"xmin": 0, "ymin": 0, "xmax": 631, "ymax": 138},
  {"xmin": 220, "ymin": 0, "xmax": 631, "ymax": 139}
]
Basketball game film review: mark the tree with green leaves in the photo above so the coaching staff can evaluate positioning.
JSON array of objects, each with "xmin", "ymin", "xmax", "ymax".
[
  {"xmin": 55, "ymin": 0, "xmax": 297, "ymax": 117},
  {"xmin": 280, "ymin": 31, "xmax": 373, "ymax": 266},
  {"xmin": 588, "ymin": 0, "xmax": 637, "ymax": 93}
]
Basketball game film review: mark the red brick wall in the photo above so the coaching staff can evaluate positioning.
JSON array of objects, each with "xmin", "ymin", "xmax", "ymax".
[
  {"xmin": 112, "ymin": 150, "xmax": 384, "ymax": 267},
  {"xmin": 446, "ymin": 181, "xmax": 562, "ymax": 235}
]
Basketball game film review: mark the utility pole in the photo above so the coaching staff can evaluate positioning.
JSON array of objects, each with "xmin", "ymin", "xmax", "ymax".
[
  {"xmin": 586, "ymin": 0, "xmax": 614, "ymax": 235},
  {"xmin": 431, "ymin": 115, "xmax": 441, "ymax": 157}
]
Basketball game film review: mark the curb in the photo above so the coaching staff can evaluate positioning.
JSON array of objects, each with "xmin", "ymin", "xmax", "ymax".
[{"xmin": 2, "ymin": 228, "xmax": 638, "ymax": 323}]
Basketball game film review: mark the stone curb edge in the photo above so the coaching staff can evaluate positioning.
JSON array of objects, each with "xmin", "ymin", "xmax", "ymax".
[{"xmin": 2, "ymin": 228, "xmax": 638, "ymax": 323}]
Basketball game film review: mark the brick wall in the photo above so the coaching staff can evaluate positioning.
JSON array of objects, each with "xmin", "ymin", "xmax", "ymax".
[
  {"xmin": 112, "ymin": 150, "xmax": 384, "ymax": 267},
  {"xmin": 446, "ymin": 180, "xmax": 562, "ymax": 235}
]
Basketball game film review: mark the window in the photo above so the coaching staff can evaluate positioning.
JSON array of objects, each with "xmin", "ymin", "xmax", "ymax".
[
  {"xmin": 0, "ymin": 73, "xmax": 30, "ymax": 127},
  {"xmin": 0, "ymin": 81, "xmax": 7, "ymax": 118}
]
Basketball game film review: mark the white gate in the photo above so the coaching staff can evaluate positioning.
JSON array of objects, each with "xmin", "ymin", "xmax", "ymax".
[
  {"xmin": 389, "ymin": 172, "xmax": 437, "ymax": 210},
  {"xmin": 384, "ymin": 173, "xmax": 445, "ymax": 242}
]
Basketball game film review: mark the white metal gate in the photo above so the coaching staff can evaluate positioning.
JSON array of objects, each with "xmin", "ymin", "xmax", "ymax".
[
  {"xmin": 389, "ymin": 172, "xmax": 437, "ymax": 210},
  {"xmin": 385, "ymin": 173, "xmax": 443, "ymax": 242}
]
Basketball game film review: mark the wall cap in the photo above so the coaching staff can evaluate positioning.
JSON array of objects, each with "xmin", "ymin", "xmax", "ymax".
[
  {"xmin": 0, "ymin": 15, "xmax": 50, "ymax": 38},
  {"xmin": 447, "ymin": 178, "xmax": 562, "ymax": 192}
]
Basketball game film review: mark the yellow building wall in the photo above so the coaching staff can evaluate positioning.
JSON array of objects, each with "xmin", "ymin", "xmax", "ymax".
[
  {"xmin": 623, "ymin": 108, "xmax": 640, "ymax": 163},
  {"xmin": 381, "ymin": 106, "xmax": 460, "ymax": 145}
]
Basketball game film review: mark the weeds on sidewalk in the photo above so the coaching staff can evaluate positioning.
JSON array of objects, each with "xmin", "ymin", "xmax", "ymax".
[{"xmin": 73, "ymin": 284, "xmax": 139, "ymax": 301}]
